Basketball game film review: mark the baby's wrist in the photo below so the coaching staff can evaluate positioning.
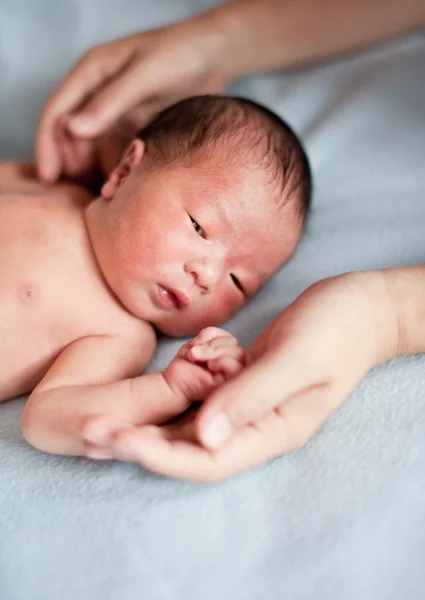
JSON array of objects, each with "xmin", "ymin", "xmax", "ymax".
[{"xmin": 161, "ymin": 366, "xmax": 188, "ymax": 404}]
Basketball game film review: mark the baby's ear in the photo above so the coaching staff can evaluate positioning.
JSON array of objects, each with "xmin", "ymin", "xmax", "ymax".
[{"xmin": 101, "ymin": 139, "xmax": 145, "ymax": 200}]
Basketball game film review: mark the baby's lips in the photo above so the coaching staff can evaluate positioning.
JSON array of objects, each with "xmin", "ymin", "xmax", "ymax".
[
  {"xmin": 156, "ymin": 284, "xmax": 191, "ymax": 310},
  {"xmin": 169, "ymin": 286, "xmax": 191, "ymax": 309}
]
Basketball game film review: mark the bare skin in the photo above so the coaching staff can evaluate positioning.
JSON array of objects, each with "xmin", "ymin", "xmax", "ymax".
[
  {"xmin": 0, "ymin": 143, "xmax": 300, "ymax": 459},
  {"xmin": 0, "ymin": 163, "xmax": 151, "ymax": 401}
]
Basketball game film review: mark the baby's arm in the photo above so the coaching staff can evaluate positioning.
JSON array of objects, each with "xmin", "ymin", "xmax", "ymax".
[
  {"xmin": 21, "ymin": 325, "xmax": 178, "ymax": 456},
  {"xmin": 82, "ymin": 327, "xmax": 246, "ymax": 459},
  {"xmin": 23, "ymin": 327, "xmax": 245, "ymax": 458}
]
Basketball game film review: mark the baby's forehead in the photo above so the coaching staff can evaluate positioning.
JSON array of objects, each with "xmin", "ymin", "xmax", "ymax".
[{"xmin": 201, "ymin": 185, "xmax": 301, "ymax": 281}]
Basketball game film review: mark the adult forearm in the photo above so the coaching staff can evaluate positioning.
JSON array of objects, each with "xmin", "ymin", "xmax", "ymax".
[
  {"xmin": 383, "ymin": 265, "xmax": 425, "ymax": 357},
  {"xmin": 202, "ymin": 0, "xmax": 425, "ymax": 78},
  {"xmin": 22, "ymin": 373, "xmax": 179, "ymax": 456}
]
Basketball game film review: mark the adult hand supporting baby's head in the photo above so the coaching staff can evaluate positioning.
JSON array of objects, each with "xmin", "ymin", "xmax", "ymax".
[
  {"xmin": 35, "ymin": 16, "xmax": 231, "ymax": 184},
  {"xmin": 106, "ymin": 271, "xmax": 398, "ymax": 482}
]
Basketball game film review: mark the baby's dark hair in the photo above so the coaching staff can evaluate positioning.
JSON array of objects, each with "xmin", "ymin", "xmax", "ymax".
[{"xmin": 136, "ymin": 95, "xmax": 312, "ymax": 222}]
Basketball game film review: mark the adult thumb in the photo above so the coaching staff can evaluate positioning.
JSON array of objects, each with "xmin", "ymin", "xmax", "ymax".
[{"xmin": 196, "ymin": 349, "xmax": 299, "ymax": 450}]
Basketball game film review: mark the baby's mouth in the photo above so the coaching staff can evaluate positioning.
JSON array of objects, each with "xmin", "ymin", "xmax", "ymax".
[{"xmin": 156, "ymin": 284, "xmax": 190, "ymax": 310}]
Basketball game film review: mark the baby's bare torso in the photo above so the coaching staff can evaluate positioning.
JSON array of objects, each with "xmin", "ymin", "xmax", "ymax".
[{"xmin": 0, "ymin": 179, "xmax": 140, "ymax": 401}]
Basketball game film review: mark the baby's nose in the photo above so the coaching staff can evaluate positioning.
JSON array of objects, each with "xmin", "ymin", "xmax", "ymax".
[{"xmin": 184, "ymin": 257, "xmax": 222, "ymax": 292}]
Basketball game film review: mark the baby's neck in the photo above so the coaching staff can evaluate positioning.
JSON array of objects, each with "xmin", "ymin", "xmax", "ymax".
[
  {"xmin": 82, "ymin": 196, "xmax": 112, "ymax": 284},
  {"xmin": 81, "ymin": 193, "xmax": 100, "ymax": 246}
]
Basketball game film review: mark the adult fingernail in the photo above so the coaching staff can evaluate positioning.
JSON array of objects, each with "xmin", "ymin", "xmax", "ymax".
[
  {"xmin": 83, "ymin": 421, "xmax": 110, "ymax": 446},
  {"xmin": 85, "ymin": 446, "xmax": 113, "ymax": 460},
  {"xmin": 201, "ymin": 412, "xmax": 233, "ymax": 450},
  {"xmin": 84, "ymin": 431, "xmax": 108, "ymax": 446},
  {"xmin": 69, "ymin": 115, "xmax": 96, "ymax": 135},
  {"xmin": 38, "ymin": 162, "xmax": 56, "ymax": 183}
]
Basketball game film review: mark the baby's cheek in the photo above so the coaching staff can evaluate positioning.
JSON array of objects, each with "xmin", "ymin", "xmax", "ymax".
[{"xmin": 205, "ymin": 288, "xmax": 242, "ymax": 323}]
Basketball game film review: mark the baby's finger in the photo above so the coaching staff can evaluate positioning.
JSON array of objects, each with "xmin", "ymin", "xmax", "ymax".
[
  {"xmin": 192, "ymin": 327, "xmax": 231, "ymax": 346},
  {"xmin": 207, "ymin": 356, "xmax": 244, "ymax": 379},
  {"xmin": 176, "ymin": 340, "xmax": 193, "ymax": 359},
  {"xmin": 189, "ymin": 342, "xmax": 244, "ymax": 363},
  {"xmin": 201, "ymin": 336, "xmax": 239, "ymax": 350}
]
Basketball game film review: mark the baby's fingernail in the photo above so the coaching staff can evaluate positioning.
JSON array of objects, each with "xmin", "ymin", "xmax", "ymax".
[{"xmin": 201, "ymin": 413, "xmax": 233, "ymax": 450}]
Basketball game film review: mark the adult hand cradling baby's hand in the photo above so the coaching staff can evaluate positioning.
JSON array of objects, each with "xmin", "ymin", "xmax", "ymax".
[
  {"xmin": 36, "ymin": 17, "xmax": 230, "ymax": 183},
  {"xmin": 98, "ymin": 271, "xmax": 399, "ymax": 482}
]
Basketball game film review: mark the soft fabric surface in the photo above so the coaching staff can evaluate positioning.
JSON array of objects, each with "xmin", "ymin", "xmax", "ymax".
[{"xmin": 1, "ymin": 2, "xmax": 425, "ymax": 599}]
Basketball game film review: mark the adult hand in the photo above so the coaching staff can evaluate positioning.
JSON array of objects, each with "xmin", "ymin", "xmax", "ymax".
[
  {"xmin": 36, "ymin": 17, "xmax": 230, "ymax": 183},
  {"xmin": 106, "ymin": 271, "xmax": 398, "ymax": 482}
]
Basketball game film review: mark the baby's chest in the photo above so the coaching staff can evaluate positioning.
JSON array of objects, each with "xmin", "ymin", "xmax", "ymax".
[
  {"xmin": 0, "ymin": 250, "xmax": 80, "ymax": 336},
  {"xmin": 1, "ymin": 227, "xmax": 107, "ymax": 341},
  {"xmin": 0, "ymin": 196, "xmax": 136, "ymax": 344}
]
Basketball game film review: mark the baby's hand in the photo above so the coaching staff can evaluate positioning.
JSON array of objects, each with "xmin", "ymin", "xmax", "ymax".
[
  {"xmin": 82, "ymin": 327, "xmax": 245, "ymax": 460},
  {"xmin": 163, "ymin": 327, "xmax": 246, "ymax": 402}
]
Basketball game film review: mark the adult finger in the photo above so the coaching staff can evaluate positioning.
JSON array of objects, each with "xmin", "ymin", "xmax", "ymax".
[
  {"xmin": 110, "ymin": 382, "xmax": 350, "ymax": 482},
  {"xmin": 66, "ymin": 59, "xmax": 161, "ymax": 138},
  {"xmin": 82, "ymin": 384, "xmax": 194, "ymax": 449},
  {"xmin": 36, "ymin": 40, "xmax": 136, "ymax": 178},
  {"xmin": 109, "ymin": 422, "xmax": 273, "ymax": 482},
  {"xmin": 194, "ymin": 327, "xmax": 233, "ymax": 344},
  {"xmin": 195, "ymin": 348, "xmax": 316, "ymax": 450},
  {"xmin": 36, "ymin": 50, "xmax": 118, "ymax": 182},
  {"xmin": 84, "ymin": 442, "xmax": 115, "ymax": 460}
]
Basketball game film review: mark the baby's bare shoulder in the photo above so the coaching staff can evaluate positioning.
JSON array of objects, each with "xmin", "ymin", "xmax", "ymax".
[
  {"xmin": 107, "ymin": 316, "xmax": 157, "ymax": 373},
  {"xmin": 0, "ymin": 162, "xmax": 65, "ymax": 194},
  {"xmin": 0, "ymin": 161, "xmax": 34, "ymax": 177},
  {"xmin": 0, "ymin": 162, "xmax": 40, "ymax": 194},
  {"xmin": 0, "ymin": 161, "xmax": 92, "ymax": 206},
  {"xmin": 117, "ymin": 317, "xmax": 157, "ymax": 350}
]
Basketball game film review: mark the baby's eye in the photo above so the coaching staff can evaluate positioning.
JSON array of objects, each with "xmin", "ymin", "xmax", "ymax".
[
  {"xmin": 190, "ymin": 215, "xmax": 205, "ymax": 237},
  {"xmin": 230, "ymin": 274, "xmax": 244, "ymax": 294}
]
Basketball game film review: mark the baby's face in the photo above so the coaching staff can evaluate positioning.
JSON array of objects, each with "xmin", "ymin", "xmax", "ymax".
[{"xmin": 89, "ymin": 142, "xmax": 302, "ymax": 336}]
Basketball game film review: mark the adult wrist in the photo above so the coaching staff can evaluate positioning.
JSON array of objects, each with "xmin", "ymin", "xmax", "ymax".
[
  {"xmin": 382, "ymin": 265, "xmax": 425, "ymax": 357},
  {"xmin": 193, "ymin": 3, "xmax": 257, "ymax": 84},
  {"xmin": 337, "ymin": 270, "xmax": 400, "ymax": 366}
]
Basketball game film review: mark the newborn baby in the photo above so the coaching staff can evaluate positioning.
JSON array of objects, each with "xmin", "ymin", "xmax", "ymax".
[{"xmin": 0, "ymin": 95, "xmax": 311, "ymax": 458}]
